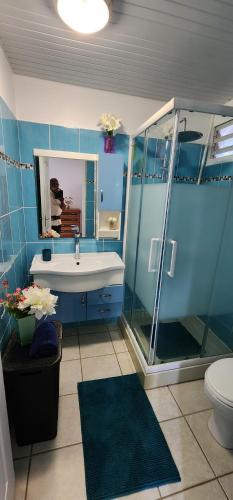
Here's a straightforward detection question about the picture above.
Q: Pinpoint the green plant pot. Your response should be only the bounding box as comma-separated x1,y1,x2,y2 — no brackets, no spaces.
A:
17,315,36,346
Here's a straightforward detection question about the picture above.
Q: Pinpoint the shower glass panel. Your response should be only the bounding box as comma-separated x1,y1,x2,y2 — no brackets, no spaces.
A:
125,111,177,362
153,110,233,364
124,132,146,324
203,182,233,357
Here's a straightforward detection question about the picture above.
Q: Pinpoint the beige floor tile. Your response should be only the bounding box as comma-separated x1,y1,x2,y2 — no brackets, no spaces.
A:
79,331,114,358
59,360,82,395
169,380,212,415
110,330,128,353
32,394,82,454
159,417,214,497
117,352,136,375
62,325,78,337
116,487,160,499
82,354,121,381
78,323,108,334
219,473,233,499
187,410,233,476
146,387,182,422
164,479,226,500
27,444,86,500
62,336,80,361
108,323,120,332
14,458,29,500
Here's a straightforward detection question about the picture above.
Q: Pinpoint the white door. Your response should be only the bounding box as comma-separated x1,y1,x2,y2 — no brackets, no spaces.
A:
0,358,14,500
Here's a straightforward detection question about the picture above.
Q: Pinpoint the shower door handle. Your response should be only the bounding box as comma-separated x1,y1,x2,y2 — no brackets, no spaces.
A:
167,239,177,278
148,238,160,272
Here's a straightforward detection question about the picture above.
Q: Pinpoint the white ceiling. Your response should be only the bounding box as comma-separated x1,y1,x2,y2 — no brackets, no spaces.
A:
1,0,233,103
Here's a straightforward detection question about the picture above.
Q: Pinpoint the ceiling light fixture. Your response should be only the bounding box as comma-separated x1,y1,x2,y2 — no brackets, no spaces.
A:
57,0,111,34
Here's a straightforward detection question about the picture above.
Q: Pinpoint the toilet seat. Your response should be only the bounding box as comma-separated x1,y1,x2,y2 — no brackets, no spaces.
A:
205,358,233,408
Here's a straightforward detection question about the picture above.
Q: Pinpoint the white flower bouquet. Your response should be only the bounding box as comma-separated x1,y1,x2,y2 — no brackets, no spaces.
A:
0,282,58,320
99,113,121,136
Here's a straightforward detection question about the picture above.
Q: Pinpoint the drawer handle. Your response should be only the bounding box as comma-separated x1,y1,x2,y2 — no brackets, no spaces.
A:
98,308,111,313
81,295,86,305
100,293,112,298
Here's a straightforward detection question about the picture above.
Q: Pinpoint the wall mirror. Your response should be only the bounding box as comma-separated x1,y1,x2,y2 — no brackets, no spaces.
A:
34,150,97,239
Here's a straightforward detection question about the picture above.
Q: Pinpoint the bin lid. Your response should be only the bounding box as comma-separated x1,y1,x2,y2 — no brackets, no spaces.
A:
2,321,62,373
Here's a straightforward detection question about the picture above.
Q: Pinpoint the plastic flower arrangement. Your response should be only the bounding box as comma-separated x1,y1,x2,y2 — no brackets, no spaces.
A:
99,113,121,136
0,282,58,320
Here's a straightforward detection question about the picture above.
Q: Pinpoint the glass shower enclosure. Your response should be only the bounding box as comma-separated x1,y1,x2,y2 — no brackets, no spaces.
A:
123,98,233,373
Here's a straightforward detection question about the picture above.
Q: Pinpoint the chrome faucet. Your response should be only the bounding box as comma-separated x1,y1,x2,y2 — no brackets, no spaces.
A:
71,225,80,260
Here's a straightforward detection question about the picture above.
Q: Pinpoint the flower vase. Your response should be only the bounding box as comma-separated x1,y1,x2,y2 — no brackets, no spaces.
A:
104,134,114,153
17,315,36,346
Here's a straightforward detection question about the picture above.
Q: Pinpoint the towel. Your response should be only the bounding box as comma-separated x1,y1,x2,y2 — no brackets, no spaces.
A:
29,320,58,358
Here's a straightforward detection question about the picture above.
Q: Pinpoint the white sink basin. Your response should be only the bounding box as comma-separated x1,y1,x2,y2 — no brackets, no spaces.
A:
30,252,125,292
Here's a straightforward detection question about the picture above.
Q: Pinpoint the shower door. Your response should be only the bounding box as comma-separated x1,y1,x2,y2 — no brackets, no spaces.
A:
152,109,233,364
125,111,179,363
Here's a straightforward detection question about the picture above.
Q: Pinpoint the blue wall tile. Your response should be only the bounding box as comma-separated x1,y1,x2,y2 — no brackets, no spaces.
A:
18,121,49,163
53,240,74,253
86,161,95,181
0,215,13,263
80,129,103,153
6,165,22,210
18,209,25,244
50,125,79,151
86,219,94,237
103,240,123,257
0,159,9,216
10,211,21,255
21,168,37,207
24,207,39,242
86,201,94,219
80,239,104,252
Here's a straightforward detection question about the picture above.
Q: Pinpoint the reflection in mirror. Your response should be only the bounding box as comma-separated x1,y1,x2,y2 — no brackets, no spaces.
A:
35,155,96,238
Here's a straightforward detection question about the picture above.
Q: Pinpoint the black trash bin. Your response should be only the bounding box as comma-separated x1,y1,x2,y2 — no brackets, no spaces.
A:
2,321,62,446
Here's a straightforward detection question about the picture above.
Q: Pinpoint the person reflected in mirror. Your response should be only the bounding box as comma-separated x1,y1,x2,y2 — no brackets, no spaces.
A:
50,178,65,235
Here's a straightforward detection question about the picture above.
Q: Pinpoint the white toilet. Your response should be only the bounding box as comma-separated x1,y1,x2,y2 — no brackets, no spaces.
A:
204,358,233,449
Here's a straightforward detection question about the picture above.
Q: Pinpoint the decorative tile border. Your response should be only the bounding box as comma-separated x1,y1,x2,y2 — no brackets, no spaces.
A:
131,171,233,184
202,175,233,183
0,150,33,169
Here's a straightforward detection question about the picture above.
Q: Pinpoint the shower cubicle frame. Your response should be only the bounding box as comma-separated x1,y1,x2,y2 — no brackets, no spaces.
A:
121,97,233,388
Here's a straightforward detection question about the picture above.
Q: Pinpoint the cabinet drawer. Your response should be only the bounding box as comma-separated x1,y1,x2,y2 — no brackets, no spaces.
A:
87,303,122,321
87,286,124,305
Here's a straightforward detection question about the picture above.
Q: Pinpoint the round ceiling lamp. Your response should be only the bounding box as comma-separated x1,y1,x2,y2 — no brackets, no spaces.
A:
57,0,111,34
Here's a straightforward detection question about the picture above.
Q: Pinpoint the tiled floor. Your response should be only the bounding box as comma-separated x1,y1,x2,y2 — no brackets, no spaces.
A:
13,324,232,500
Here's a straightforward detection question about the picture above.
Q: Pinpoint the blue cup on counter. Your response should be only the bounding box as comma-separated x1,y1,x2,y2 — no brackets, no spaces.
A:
42,249,52,262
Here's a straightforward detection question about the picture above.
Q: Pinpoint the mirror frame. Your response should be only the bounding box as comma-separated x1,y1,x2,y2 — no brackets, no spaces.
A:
33,149,99,239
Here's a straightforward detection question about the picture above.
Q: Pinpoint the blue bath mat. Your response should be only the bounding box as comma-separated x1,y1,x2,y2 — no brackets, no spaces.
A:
78,374,180,500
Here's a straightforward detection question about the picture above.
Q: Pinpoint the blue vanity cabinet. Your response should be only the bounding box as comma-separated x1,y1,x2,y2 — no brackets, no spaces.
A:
87,285,124,321
52,291,86,324
98,154,124,211
52,285,124,323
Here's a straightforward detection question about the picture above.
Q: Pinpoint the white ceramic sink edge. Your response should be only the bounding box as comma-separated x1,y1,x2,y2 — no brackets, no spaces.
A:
30,252,125,292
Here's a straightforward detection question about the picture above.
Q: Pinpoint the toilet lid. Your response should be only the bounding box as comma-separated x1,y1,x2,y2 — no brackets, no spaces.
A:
205,358,233,407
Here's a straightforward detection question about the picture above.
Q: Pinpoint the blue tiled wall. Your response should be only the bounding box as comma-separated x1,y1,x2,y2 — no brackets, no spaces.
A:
0,97,27,350
17,121,129,269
